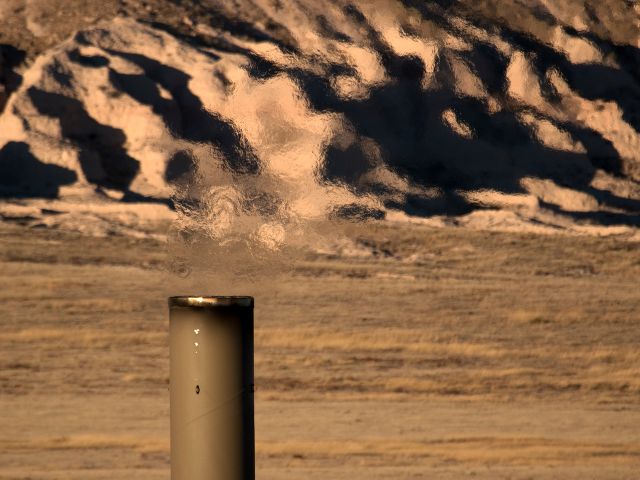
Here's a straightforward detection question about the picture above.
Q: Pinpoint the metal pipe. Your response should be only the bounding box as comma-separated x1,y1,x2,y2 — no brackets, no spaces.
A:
169,296,254,480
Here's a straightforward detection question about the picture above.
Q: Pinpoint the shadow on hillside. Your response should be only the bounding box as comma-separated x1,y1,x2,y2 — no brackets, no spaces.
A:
27,86,175,205
15,6,637,225
28,87,140,193
0,141,77,198
145,7,640,226
0,44,26,114
409,0,640,136
498,26,640,138
104,49,261,176
286,4,640,224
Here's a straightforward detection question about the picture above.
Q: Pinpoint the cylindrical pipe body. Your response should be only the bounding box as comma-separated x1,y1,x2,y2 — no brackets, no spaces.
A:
169,296,254,480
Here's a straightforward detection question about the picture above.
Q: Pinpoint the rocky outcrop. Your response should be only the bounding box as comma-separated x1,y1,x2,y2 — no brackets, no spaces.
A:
0,1,638,238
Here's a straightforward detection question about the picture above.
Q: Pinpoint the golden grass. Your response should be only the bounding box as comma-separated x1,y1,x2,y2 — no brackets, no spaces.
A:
5,435,638,467
2,434,168,454
257,438,640,465
257,328,508,357
1,328,167,346
2,223,640,477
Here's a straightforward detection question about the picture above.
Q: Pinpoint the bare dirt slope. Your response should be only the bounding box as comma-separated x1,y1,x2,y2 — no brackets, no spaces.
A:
1,223,639,479
0,0,639,236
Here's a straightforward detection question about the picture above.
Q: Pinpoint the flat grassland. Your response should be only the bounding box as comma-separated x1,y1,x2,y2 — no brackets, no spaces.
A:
0,223,639,479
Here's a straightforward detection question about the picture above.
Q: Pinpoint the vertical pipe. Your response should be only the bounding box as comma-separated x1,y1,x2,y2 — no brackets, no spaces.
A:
169,296,254,480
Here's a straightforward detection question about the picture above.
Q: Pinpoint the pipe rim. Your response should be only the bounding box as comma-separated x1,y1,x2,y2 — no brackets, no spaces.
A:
168,296,254,308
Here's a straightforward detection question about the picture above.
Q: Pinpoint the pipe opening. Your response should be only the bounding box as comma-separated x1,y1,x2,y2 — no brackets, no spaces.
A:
169,296,254,308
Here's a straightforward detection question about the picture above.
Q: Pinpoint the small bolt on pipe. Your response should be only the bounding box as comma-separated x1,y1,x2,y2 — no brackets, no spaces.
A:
169,296,255,480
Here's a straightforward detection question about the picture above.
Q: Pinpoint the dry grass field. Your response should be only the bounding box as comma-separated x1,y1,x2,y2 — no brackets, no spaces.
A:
1,222,639,479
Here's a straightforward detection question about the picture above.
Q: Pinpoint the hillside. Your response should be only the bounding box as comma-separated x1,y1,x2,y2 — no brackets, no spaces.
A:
0,0,639,238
